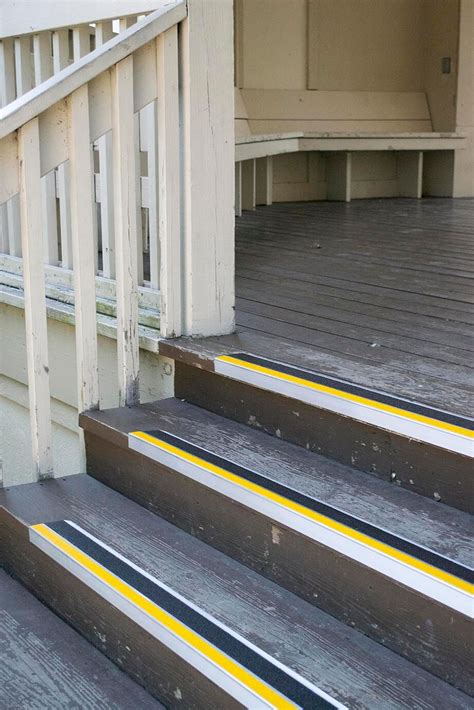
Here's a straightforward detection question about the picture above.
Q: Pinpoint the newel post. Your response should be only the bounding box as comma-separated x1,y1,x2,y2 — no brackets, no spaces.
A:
179,0,235,336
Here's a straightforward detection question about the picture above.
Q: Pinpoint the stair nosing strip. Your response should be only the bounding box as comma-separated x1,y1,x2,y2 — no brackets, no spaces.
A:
214,353,474,457
128,429,474,618
29,520,343,710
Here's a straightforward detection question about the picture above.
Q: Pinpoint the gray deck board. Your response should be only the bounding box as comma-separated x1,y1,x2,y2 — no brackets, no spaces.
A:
161,198,474,416
0,569,161,710
1,475,471,710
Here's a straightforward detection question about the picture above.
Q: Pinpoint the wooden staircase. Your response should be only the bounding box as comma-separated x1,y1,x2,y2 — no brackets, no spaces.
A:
1,346,472,708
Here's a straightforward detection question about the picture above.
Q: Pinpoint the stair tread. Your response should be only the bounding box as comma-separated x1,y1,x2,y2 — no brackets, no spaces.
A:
0,474,470,709
159,331,474,415
82,399,472,566
0,568,161,709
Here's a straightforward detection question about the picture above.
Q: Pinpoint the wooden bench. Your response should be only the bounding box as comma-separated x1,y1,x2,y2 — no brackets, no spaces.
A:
234,89,465,214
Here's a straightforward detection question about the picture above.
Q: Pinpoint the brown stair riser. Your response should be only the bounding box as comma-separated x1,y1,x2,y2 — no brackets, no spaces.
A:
0,508,241,710
83,430,472,695
175,361,471,514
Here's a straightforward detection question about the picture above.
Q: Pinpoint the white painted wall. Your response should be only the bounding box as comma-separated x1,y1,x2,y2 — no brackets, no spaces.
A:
0,302,174,486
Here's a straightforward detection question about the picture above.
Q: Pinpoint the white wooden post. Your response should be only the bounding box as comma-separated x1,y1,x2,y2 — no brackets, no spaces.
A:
52,29,69,73
57,161,73,268
18,118,53,479
33,32,53,85
180,0,235,336
256,156,273,206
0,203,8,252
398,151,423,198
96,132,115,277
241,159,256,210
72,26,90,61
235,162,242,217
0,38,16,106
68,85,100,432
6,193,21,256
14,36,34,96
96,21,114,46
157,26,181,337
327,152,352,202
112,55,140,406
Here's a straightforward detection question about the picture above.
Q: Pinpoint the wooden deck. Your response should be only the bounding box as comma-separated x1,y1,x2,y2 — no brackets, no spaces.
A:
164,198,473,416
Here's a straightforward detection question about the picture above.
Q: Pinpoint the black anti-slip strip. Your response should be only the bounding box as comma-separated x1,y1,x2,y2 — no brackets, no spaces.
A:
145,429,473,584
48,521,333,709
226,353,474,431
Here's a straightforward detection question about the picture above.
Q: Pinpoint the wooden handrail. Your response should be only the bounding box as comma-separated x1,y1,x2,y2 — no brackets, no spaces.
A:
0,1,187,139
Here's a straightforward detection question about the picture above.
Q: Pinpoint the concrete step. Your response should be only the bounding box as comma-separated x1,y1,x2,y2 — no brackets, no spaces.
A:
0,474,471,709
160,334,473,513
0,568,161,709
79,399,473,693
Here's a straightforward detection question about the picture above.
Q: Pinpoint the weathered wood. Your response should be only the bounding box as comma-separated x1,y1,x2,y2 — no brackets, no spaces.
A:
179,0,235,336
18,117,53,479
72,26,90,61
0,3,188,140
6,193,21,257
95,20,114,46
156,26,181,337
398,151,423,198
96,131,115,278
1,475,471,706
326,152,351,201
112,55,140,406
68,85,100,430
0,570,162,710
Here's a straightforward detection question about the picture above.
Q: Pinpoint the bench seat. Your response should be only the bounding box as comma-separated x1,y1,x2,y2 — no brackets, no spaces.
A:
234,89,466,211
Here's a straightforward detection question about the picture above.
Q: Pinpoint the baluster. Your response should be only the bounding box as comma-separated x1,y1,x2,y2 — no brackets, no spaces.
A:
41,171,59,265
140,102,158,287
14,36,34,96
0,203,8,253
6,193,21,257
97,132,115,278
72,26,90,61
119,16,137,31
68,85,100,451
18,118,53,479
52,29,69,73
157,26,181,336
33,32,53,85
0,38,16,106
95,21,114,46
112,55,140,406
56,162,73,268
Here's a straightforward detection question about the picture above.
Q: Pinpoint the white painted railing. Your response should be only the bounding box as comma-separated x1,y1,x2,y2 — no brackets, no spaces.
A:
0,0,235,479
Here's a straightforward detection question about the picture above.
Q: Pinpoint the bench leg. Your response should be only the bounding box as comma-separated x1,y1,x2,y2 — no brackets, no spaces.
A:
256,156,273,206
241,159,256,211
423,151,455,197
235,162,242,217
326,152,351,202
398,151,423,198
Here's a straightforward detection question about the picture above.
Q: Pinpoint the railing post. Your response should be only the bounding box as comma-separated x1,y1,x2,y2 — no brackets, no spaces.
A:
68,85,100,461
112,55,140,406
179,0,235,336
157,25,181,337
18,117,54,480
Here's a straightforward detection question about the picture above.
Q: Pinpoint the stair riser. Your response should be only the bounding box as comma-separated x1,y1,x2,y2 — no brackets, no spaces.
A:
0,509,241,710
84,431,473,695
175,362,471,513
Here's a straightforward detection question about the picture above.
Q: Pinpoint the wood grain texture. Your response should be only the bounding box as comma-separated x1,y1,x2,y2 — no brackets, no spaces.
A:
1,475,472,707
0,569,162,710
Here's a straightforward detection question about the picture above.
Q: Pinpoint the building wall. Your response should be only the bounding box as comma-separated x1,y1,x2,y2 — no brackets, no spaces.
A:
235,0,471,199
0,303,174,486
